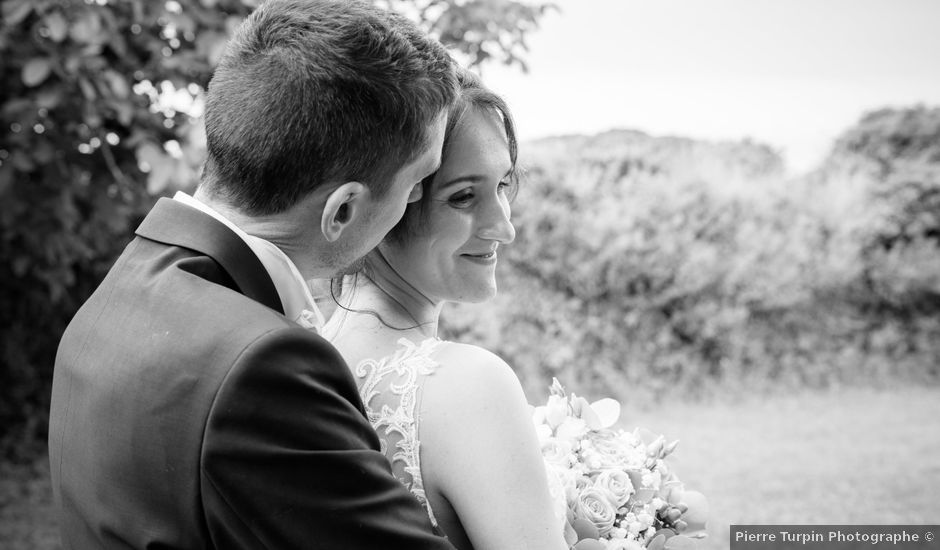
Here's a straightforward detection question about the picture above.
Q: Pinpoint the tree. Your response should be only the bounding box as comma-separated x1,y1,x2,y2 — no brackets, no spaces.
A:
0,0,553,459
826,106,940,250
823,107,940,318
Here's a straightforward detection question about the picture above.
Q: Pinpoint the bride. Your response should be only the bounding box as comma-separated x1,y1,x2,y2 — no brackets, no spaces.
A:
322,69,569,550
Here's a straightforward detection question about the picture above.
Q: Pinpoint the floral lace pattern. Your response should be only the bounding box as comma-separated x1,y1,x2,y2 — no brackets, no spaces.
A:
353,337,443,526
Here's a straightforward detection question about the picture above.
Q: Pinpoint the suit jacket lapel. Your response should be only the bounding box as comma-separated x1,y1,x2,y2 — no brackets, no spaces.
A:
136,198,285,315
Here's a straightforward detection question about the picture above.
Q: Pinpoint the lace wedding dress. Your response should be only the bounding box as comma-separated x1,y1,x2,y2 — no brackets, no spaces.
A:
351,337,445,526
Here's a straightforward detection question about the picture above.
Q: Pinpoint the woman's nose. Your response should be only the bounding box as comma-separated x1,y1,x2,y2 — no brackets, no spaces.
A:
478,195,516,244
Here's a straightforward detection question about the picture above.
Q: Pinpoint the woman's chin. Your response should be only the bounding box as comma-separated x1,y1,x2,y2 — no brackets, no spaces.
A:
452,284,499,304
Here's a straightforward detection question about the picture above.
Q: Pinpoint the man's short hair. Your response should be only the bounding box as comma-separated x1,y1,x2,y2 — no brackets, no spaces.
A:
202,0,457,215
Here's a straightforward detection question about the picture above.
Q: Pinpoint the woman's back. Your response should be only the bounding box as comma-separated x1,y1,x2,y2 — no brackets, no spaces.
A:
326,308,566,550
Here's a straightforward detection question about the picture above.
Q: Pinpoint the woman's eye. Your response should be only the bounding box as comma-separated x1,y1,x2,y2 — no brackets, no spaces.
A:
447,190,474,207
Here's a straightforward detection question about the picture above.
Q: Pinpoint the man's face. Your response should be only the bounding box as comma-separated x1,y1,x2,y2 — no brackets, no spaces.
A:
337,111,448,272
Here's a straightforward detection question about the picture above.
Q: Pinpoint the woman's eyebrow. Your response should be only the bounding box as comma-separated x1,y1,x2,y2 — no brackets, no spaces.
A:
438,174,486,189
439,166,513,190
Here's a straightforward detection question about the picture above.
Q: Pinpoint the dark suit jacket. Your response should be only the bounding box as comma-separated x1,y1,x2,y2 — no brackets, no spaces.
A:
49,198,454,549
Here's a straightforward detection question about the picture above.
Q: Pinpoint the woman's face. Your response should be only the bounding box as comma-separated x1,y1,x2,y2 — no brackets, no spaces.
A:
380,107,516,304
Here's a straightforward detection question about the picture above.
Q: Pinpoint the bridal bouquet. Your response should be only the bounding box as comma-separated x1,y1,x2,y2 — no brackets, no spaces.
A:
532,379,708,550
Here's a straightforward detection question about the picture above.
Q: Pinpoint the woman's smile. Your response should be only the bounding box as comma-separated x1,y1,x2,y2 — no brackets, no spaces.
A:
459,249,498,264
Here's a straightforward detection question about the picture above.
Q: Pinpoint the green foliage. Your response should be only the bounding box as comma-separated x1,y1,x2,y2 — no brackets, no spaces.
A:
376,0,556,71
1,0,255,457
0,0,551,458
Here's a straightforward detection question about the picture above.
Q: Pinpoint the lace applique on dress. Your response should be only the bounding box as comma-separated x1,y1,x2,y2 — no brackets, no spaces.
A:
354,337,443,526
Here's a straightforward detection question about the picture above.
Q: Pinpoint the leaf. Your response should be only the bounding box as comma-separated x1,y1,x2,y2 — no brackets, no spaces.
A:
45,11,68,42
137,142,176,194
664,535,699,549
9,149,34,172
648,534,667,550
676,490,708,534
34,141,54,164
2,98,32,117
22,58,53,87
78,77,97,100
571,517,599,541
35,89,63,110
12,256,30,277
114,101,134,126
104,70,130,99
69,12,102,44
196,31,229,66
2,0,32,25
0,165,13,197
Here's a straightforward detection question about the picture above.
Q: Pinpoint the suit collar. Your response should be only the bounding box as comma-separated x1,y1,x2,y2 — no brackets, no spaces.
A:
136,198,285,314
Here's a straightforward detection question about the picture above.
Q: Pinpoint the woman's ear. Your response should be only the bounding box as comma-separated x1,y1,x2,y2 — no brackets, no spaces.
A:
321,181,368,243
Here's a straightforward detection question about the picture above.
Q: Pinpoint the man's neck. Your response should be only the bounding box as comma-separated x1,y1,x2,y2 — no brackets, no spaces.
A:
192,187,328,280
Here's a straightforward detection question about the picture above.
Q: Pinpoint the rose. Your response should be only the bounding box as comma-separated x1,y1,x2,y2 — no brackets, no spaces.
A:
542,437,576,468
585,431,642,470
574,487,617,536
593,469,635,508
556,416,589,440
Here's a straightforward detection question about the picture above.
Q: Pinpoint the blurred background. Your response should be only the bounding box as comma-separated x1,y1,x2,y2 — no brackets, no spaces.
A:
1,0,938,548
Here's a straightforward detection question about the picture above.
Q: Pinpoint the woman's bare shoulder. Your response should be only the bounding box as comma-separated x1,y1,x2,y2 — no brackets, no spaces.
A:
428,341,522,398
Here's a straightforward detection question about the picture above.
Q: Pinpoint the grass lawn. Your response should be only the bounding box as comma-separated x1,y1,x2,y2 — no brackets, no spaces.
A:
2,386,938,549
622,386,940,549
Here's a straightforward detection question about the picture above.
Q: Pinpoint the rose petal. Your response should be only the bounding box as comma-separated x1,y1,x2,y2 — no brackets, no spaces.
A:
590,398,621,428
556,417,588,440
532,406,546,426
535,423,553,443
564,520,578,545
579,402,604,430
545,395,568,428
571,517,600,541
634,427,661,445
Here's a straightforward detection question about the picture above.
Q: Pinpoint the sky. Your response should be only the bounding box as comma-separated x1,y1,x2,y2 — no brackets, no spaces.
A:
482,0,940,175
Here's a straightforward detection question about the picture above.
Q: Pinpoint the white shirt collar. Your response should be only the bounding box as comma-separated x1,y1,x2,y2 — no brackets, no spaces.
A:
172,192,325,332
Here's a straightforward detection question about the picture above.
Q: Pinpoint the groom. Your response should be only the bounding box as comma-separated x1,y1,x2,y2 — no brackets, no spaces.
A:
49,1,457,548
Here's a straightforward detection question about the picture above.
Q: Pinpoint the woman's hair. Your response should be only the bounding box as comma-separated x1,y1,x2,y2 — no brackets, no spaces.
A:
385,66,520,244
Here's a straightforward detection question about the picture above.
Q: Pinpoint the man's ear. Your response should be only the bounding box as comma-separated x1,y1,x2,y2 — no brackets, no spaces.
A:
407,181,423,203
321,181,368,243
